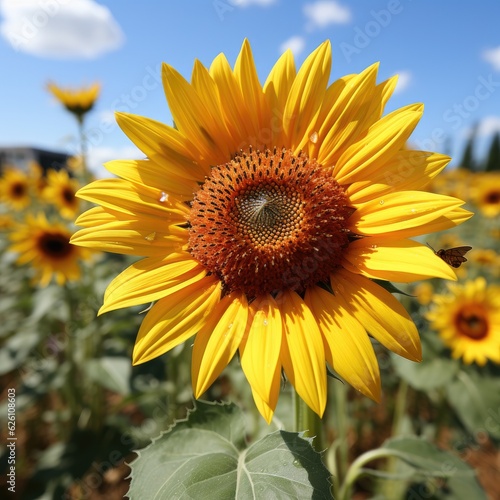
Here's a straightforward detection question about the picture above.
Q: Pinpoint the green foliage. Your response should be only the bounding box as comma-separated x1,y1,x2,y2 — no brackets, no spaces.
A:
381,436,487,499
391,334,460,391
128,401,333,500
446,370,500,441
459,125,477,170
484,132,500,172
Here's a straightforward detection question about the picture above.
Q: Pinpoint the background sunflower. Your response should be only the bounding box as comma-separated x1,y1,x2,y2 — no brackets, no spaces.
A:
8,212,91,286
426,277,500,365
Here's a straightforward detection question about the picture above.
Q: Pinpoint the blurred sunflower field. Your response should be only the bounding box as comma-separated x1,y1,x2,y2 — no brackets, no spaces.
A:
1,40,500,500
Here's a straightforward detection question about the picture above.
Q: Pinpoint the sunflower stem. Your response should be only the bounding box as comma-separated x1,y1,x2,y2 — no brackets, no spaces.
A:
377,378,409,499
77,116,90,183
293,389,324,451
392,378,408,436
333,380,349,495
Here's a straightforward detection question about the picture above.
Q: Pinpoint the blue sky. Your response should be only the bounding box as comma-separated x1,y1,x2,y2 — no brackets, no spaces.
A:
1,0,500,175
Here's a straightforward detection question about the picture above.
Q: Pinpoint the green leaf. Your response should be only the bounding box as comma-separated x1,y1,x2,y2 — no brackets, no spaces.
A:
128,400,333,499
85,356,132,395
0,330,41,375
391,336,460,390
382,436,487,499
29,285,67,321
445,370,500,440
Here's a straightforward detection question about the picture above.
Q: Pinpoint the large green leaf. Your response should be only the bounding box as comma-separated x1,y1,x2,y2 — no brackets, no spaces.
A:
0,329,41,375
128,400,333,499
445,370,500,441
391,335,460,390
381,436,486,499
85,356,132,395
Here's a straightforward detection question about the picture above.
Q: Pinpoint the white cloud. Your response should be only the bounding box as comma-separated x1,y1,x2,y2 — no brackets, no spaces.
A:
280,36,306,56
87,145,143,178
476,116,500,137
393,70,412,94
303,0,351,30
0,0,124,59
482,46,500,71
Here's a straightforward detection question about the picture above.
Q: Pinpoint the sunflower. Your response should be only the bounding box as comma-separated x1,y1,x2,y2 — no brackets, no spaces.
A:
43,169,81,219
426,278,500,366
47,82,100,121
471,172,500,218
9,213,90,286
71,40,472,421
0,167,32,210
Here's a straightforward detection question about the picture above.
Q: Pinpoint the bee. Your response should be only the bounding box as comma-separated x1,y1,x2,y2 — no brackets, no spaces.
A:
428,244,472,268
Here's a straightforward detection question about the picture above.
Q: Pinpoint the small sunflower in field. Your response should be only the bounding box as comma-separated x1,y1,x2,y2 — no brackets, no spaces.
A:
426,277,500,366
47,82,100,122
471,172,500,218
71,40,472,421
43,169,81,219
9,213,91,286
0,167,32,210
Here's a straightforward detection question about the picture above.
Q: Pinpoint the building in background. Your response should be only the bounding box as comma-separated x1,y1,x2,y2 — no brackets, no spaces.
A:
0,146,69,174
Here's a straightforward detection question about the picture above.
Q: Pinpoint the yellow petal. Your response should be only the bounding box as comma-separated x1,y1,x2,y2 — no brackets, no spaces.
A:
343,237,457,282
105,159,197,201
240,295,282,407
317,64,379,167
76,178,189,220
276,289,327,417
283,41,331,150
251,387,276,424
133,276,221,365
234,39,271,139
334,104,423,183
162,63,230,161
191,59,238,152
411,207,473,236
308,73,395,161
72,205,188,256
192,292,249,397
71,223,186,256
100,254,206,314
346,151,451,204
305,75,352,159
209,53,254,148
349,191,464,237
115,112,208,179
331,269,421,361
263,49,296,147
74,205,116,226
305,286,381,402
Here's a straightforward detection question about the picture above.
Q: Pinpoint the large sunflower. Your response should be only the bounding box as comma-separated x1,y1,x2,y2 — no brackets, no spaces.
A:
43,169,81,219
426,277,500,366
71,41,471,421
9,213,90,286
0,167,32,210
